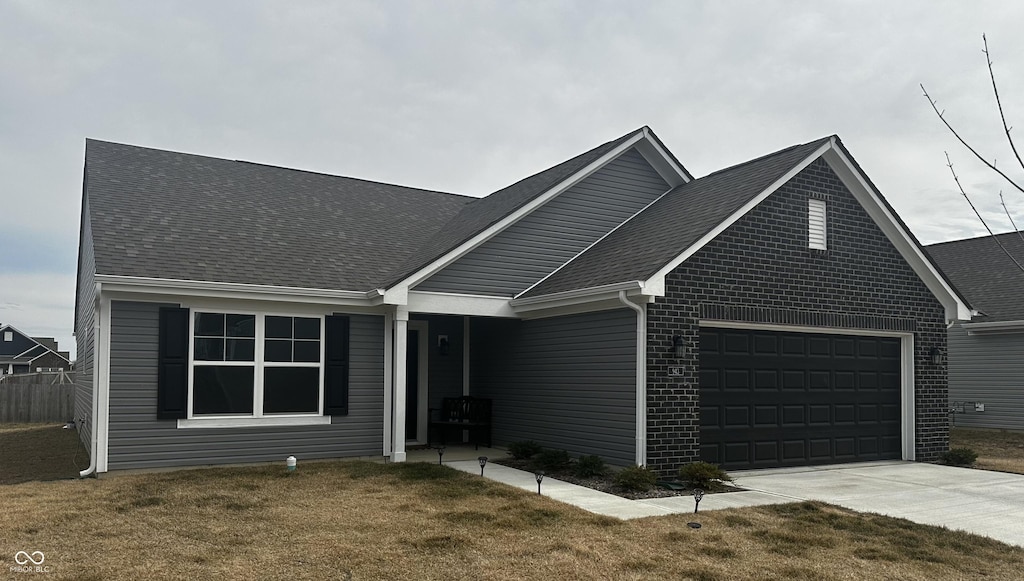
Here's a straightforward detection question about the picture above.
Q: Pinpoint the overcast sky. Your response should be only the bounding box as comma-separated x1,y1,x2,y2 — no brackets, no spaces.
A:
3,1,1024,360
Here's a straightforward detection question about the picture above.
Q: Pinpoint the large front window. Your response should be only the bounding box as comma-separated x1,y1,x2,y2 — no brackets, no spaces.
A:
191,312,323,417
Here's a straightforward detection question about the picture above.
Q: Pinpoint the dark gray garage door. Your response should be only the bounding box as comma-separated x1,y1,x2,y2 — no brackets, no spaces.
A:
699,328,902,470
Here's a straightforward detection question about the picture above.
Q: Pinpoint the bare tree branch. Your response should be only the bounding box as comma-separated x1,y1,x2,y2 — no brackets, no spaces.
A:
947,153,1024,272
983,34,1024,175
922,84,1024,197
998,191,1024,245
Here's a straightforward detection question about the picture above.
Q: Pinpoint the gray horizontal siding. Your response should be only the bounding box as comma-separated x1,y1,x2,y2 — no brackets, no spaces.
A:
416,148,669,296
948,323,1024,430
106,301,384,470
471,309,637,465
74,196,96,451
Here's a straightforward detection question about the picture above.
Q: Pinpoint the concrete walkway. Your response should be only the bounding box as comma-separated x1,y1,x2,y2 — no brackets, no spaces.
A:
446,460,788,520
449,459,1024,548
732,461,1024,548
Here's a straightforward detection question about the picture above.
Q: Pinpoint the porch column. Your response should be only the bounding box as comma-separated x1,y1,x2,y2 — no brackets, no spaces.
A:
392,306,409,462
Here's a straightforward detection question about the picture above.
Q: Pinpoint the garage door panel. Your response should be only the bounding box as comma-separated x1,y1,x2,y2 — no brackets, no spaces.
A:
724,406,749,427
782,405,804,426
809,438,831,460
700,328,902,470
754,370,778,390
782,440,805,460
835,404,856,424
809,405,830,424
754,406,777,426
724,442,749,463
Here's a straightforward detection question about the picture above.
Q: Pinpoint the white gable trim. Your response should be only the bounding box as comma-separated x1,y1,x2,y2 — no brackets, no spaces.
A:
635,127,690,187
385,129,690,303
821,143,971,321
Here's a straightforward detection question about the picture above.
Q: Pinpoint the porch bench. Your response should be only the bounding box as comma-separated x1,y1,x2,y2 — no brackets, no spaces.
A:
427,396,492,450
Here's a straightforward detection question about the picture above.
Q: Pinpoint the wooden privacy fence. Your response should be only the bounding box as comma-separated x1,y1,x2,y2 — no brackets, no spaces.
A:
0,373,76,423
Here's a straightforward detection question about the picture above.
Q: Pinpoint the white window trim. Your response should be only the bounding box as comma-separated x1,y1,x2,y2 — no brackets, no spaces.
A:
184,308,327,425
809,198,827,250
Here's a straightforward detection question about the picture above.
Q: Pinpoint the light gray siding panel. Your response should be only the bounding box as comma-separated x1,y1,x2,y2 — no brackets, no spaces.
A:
74,196,96,451
471,309,636,465
417,149,669,296
948,323,1024,430
106,301,384,470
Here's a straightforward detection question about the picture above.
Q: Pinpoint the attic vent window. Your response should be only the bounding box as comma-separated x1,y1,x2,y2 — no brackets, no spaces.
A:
808,198,827,250
3,331,11,342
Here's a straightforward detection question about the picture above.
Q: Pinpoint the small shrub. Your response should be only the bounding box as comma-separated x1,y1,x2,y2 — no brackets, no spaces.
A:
574,455,606,478
508,440,543,460
679,461,733,490
940,447,978,467
531,449,572,472
614,465,657,492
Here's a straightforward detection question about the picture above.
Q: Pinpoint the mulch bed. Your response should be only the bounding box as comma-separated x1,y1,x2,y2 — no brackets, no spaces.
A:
492,457,742,500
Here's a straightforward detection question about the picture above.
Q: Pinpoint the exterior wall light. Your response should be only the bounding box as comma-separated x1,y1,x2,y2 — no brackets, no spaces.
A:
930,346,943,366
672,335,686,358
437,335,450,356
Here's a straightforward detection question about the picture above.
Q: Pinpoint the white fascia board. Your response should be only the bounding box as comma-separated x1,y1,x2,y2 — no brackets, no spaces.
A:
406,291,517,318
95,274,379,306
642,140,832,292
511,281,644,309
821,143,972,321
962,320,1024,335
636,127,690,187
392,132,650,295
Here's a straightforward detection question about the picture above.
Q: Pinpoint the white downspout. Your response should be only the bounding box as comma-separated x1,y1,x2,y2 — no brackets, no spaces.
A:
618,291,647,467
79,286,101,478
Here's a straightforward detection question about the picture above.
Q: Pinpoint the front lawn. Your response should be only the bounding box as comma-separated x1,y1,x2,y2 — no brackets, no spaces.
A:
1,458,1022,580
951,427,1024,474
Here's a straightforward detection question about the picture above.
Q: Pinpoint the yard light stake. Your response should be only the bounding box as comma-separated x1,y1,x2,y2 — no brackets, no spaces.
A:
437,446,446,465
693,488,704,514
535,471,545,495
478,456,488,476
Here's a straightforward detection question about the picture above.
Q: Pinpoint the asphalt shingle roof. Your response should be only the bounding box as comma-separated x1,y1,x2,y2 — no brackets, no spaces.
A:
85,140,473,291
927,232,1024,322
520,137,833,297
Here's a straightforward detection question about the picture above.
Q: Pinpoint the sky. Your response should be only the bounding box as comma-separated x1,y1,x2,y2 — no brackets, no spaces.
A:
3,1,1024,360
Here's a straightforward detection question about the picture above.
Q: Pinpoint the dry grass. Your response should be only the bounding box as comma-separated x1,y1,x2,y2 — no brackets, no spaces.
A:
2,458,1023,580
0,423,89,484
951,427,1024,474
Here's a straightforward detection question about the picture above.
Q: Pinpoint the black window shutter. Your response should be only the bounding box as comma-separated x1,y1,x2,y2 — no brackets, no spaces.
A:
157,307,189,419
324,315,350,416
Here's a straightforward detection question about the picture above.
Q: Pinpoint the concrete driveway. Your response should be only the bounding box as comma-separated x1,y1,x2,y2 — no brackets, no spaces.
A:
733,461,1024,548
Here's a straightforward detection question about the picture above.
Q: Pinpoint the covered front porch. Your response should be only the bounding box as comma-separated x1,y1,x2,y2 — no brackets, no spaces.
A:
385,309,642,468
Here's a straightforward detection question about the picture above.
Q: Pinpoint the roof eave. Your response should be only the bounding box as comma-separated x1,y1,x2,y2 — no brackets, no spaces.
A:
95,274,383,306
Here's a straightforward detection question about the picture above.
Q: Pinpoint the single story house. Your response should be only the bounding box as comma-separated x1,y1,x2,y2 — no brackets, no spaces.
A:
74,126,970,476
0,323,72,375
927,232,1024,430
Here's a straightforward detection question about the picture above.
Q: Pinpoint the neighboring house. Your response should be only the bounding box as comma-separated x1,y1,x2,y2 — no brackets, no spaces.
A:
927,232,1024,430
75,126,970,476
0,323,72,375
